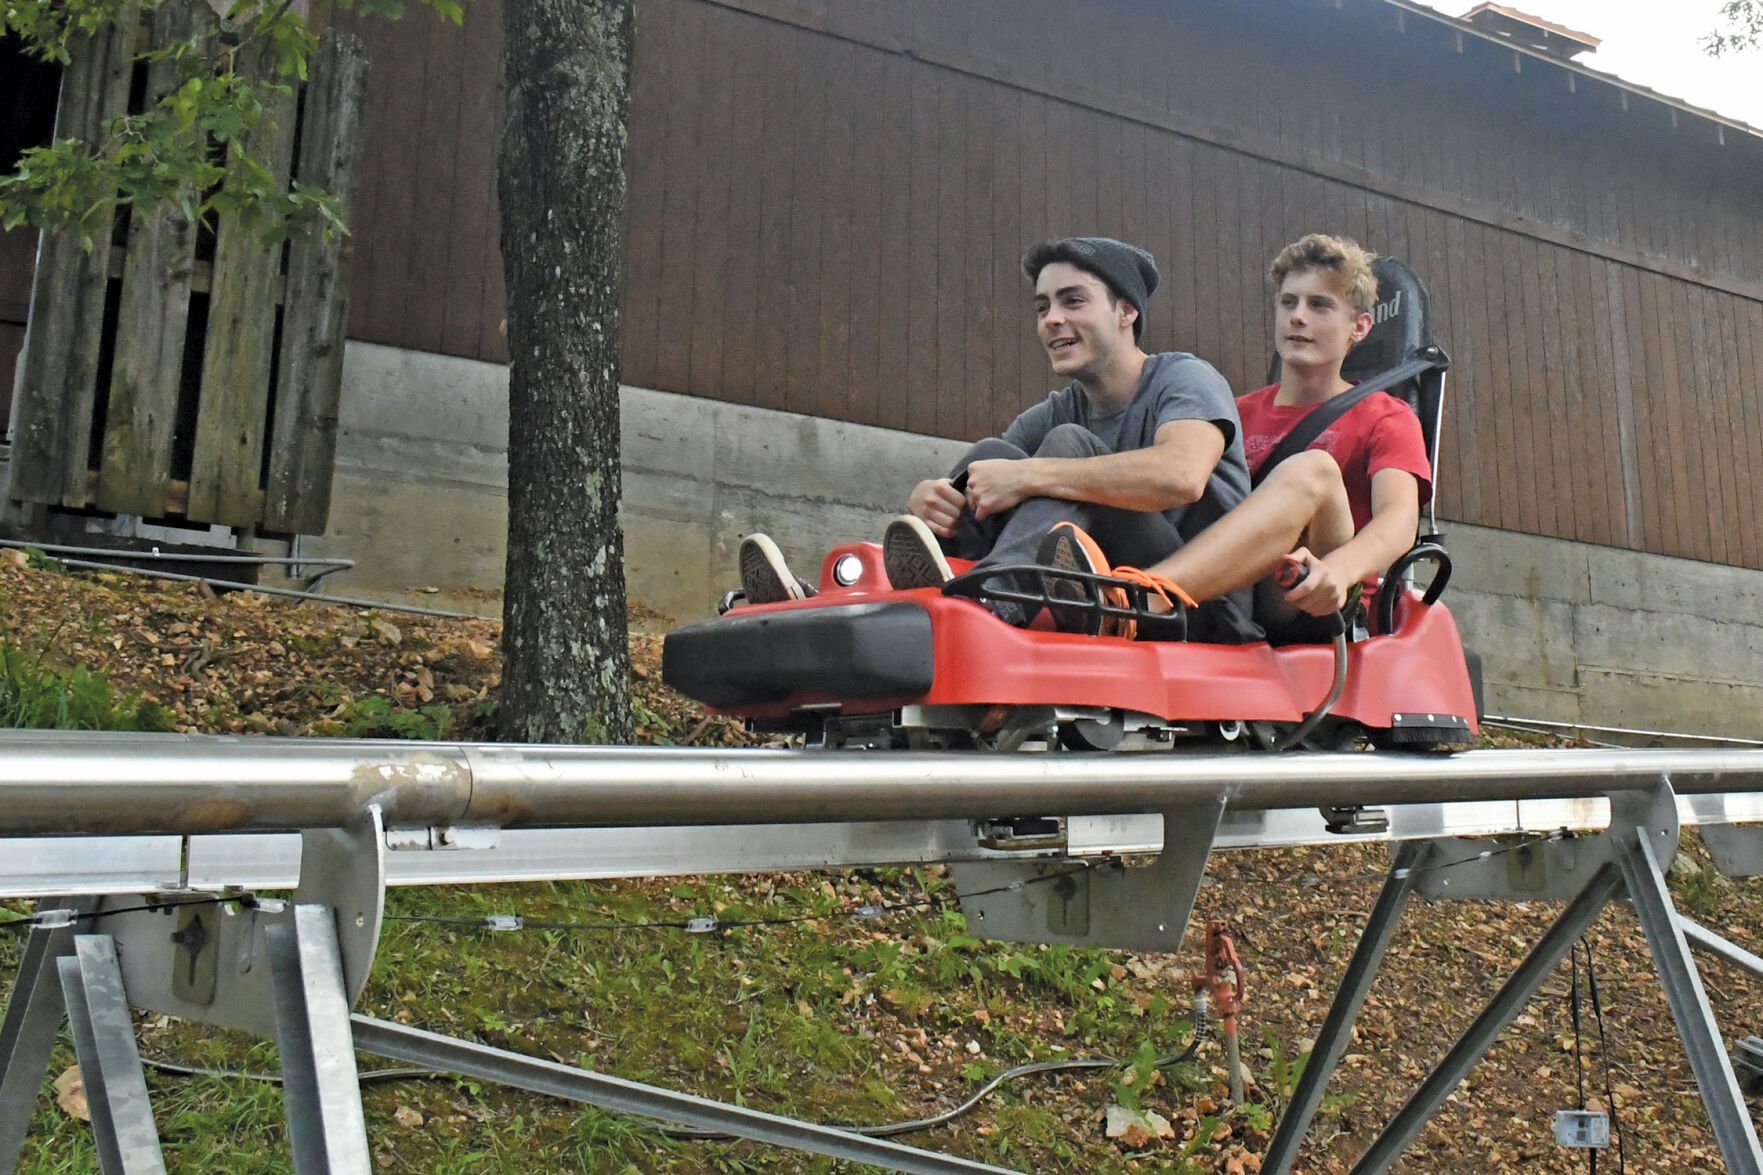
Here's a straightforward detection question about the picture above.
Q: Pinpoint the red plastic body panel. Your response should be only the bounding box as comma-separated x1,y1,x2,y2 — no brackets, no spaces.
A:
712,543,1479,732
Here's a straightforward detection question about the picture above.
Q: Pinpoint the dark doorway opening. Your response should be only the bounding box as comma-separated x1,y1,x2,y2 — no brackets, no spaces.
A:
1,34,63,429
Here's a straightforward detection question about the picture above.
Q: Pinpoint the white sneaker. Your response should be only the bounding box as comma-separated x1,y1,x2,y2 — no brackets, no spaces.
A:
883,515,954,589
738,534,813,604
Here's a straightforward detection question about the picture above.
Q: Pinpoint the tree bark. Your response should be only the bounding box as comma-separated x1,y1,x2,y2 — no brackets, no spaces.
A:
496,0,633,743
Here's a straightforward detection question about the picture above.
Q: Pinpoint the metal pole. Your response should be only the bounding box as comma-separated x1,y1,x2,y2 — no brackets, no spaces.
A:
1263,840,1431,1174
1680,917,1763,982
57,937,166,1174
1615,831,1763,1174
1347,865,1624,1174
0,901,93,1174
349,1016,1018,1174
4,734,1763,837
267,908,373,1175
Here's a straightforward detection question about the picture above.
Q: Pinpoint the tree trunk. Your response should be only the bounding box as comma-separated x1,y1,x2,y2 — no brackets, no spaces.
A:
496,0,633,743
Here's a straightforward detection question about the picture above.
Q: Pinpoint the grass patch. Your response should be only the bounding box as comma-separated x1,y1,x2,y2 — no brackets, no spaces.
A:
0,869,1231,1172
0,640,175,731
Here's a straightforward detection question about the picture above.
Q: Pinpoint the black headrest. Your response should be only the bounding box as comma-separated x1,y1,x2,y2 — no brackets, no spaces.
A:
1341,257,1434,382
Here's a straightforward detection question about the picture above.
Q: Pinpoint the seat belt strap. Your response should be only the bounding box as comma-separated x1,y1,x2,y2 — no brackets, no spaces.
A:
1248,355,1434,487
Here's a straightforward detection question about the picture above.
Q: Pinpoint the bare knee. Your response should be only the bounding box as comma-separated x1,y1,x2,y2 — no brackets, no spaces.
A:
1265,449,1343,503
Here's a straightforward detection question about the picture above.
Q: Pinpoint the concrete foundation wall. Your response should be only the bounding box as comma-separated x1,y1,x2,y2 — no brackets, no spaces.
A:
315,342,1763,740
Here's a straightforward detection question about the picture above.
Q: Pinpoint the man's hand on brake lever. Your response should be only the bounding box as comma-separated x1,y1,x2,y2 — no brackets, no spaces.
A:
963,458,1037,520
1281,547,1353,616
907,478,965,537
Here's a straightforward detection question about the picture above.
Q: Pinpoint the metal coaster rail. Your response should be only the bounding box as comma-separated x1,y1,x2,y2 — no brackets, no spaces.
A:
4,730,1763,1174
5,730,1763,837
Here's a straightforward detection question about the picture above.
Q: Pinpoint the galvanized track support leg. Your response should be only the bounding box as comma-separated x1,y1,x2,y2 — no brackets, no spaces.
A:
1346,863,1624,1173
0,901,91,1175
267,904,373,1175
349,1015,1019,1174
57,936,166,1174
1615,826,1763,1174
1262,840,1432,1175
1680,917,1763,982
1330,781,1763,1175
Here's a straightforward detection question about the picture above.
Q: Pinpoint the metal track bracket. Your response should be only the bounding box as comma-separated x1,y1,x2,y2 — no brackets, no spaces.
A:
949,798,1226,952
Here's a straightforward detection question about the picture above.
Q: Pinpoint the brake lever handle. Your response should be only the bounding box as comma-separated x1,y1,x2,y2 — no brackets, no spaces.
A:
1273,555,1309,590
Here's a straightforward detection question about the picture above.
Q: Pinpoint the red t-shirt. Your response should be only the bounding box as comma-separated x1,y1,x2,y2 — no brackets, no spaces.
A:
1236,384,1432,533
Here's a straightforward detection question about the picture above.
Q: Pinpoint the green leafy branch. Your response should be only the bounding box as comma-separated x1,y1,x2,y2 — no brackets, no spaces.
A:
1704,0,1763,57
1,0,466,247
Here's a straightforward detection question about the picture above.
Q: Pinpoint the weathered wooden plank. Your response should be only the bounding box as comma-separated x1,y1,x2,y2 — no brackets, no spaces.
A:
838,35,886,429
263,32,369,534
780,18,825,417
812,36,856,432
617,0,673,391
929,71,963,439
1712,290,1758,569
871,47,912,431
957,76,993,441
1623,265,1665,554
187,38,299,527
9,7,138,507
79,469,188,517
343,5,424,351
97,0,212,518
439,5,500,365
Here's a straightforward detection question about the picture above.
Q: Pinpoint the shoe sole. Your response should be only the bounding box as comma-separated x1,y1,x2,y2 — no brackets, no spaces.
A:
1041,523,1134,638
884,518,953,589
1042,530,1094,633
739,535,804,604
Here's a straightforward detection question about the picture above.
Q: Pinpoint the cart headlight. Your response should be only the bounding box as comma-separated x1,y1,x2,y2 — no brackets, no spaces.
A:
833,553,864,586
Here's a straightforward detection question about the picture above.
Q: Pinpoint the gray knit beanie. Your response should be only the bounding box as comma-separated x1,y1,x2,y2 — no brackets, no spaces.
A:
1021,237,1160,341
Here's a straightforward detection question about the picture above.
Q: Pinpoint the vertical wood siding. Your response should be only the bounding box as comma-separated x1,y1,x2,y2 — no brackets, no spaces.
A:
341,0,1763,570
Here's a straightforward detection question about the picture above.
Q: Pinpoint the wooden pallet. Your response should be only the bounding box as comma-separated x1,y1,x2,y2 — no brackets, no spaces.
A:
8,1,368,534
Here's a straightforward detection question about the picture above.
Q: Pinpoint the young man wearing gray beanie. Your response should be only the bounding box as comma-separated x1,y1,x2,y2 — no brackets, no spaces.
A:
741,235,1253,639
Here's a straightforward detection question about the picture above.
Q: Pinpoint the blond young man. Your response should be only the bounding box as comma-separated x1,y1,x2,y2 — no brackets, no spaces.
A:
1041,234,1431,638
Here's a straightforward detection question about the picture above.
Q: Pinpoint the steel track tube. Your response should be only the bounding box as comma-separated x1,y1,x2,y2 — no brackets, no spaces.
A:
5,734,1763,837
1347,864,1623,1175
348,1017,1015,1174
0,733,471,836
458,746,1763,828
1264,840,1430,1174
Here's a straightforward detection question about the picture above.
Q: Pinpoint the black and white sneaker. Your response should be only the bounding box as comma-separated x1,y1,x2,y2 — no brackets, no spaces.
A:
882,515,954,589
738,534,815,604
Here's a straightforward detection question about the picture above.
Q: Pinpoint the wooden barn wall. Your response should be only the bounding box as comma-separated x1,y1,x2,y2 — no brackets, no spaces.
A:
341,0,1763,571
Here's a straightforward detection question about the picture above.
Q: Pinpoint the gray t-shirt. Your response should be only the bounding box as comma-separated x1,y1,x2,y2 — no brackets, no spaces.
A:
1002,352,1249,541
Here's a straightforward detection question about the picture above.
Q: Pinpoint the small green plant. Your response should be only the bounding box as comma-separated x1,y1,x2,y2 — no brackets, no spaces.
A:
1262,1029,1309,1108
1673,853,1729,921
1181,1114,1226,1159
335,694,453,740
1109,1039,1163,1111
1237,1100,1273,1133
0,640,175,731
